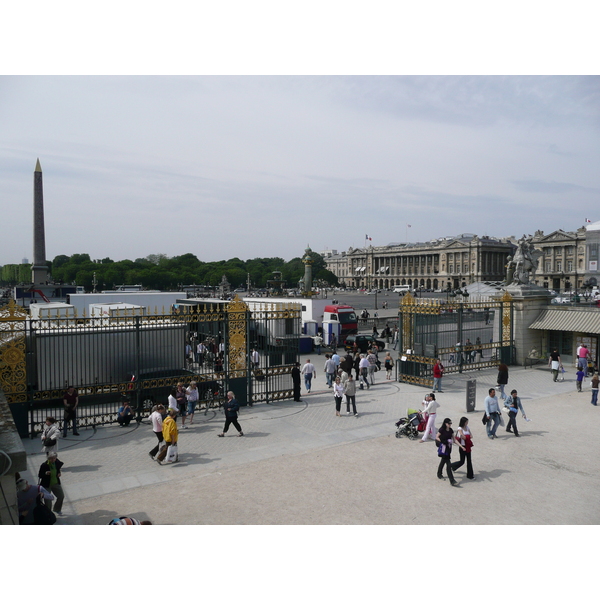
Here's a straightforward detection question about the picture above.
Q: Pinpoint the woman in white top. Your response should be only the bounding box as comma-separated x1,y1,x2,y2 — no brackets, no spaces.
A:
451,416,475,479
186,381,199,425
149,405,166,460
333,376,345,417
41,416,60,455
419,393,440,442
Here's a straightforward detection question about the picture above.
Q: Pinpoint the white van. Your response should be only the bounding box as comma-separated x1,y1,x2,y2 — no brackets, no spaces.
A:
393,285,413,295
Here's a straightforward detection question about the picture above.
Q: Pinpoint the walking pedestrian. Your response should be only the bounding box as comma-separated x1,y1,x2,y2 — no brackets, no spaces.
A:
149,404,166,460
251,348,260,369
367,350,377,385
392,325,399,350
156,408,179,464
358,353,370,390
384,352,393,380
218,391,244,437
484,388,502,439
301,359,316,393
175,382,188,428
291,362,301,401
497,363,509,400
324,354,336,388
62,385,80,437
432,358,444,392
333,376,344,416
549,348,562,382
451,417,475,479
576,367,585,392
591,373,599,406
41,417,60,456
167,387,179,417
577,344,590,376
313,334,323,355
37,452,65,515
504,389,526,436
343,373,358,416
186,381,199,424
436,418,458,486
420,392,440,442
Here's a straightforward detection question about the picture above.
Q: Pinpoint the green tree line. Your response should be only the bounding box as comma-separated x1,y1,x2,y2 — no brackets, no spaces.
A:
0,252,338,291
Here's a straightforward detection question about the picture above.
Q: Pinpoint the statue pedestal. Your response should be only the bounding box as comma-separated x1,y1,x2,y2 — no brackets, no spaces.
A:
503,284,552,365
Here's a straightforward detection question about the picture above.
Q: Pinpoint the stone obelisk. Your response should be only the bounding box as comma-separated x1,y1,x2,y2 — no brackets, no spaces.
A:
31,158,49,285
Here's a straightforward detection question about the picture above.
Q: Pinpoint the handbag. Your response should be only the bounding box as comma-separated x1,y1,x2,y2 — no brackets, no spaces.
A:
501,406,510,414
437,443,449,457
165,443,179,463
43,437,57,447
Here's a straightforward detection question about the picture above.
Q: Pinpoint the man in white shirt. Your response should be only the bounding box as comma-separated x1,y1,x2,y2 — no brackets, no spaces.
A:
251,349,260,369
358,354,370,390
324,354,336,388
301,359,316,393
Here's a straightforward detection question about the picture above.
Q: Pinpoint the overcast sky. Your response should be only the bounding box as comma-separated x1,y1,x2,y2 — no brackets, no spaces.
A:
1,75,599,266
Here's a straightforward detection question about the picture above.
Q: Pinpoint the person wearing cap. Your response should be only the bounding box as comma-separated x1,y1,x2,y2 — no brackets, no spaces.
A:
504,389,527,437
16,478,54,524
186,381,199,425
38,453,65,515
156,408,179,464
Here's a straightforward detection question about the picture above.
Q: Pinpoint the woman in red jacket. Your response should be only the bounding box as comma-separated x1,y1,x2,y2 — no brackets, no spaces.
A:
432,359,444,393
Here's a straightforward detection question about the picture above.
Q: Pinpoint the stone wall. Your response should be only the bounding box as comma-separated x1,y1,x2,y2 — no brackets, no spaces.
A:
0,389,27,525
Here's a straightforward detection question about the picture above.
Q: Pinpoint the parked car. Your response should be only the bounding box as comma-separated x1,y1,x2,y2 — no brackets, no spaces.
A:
344,334,386,353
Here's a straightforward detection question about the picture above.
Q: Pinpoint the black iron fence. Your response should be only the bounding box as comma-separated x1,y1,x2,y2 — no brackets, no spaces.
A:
0,297,301,437
396,293,514,387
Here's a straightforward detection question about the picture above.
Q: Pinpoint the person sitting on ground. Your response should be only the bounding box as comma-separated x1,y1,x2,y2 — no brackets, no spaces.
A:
117,400,135,427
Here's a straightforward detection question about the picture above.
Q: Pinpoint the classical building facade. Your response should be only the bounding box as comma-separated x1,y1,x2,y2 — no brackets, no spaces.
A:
530,221,600,292
530,228,587,291
323,234,515,290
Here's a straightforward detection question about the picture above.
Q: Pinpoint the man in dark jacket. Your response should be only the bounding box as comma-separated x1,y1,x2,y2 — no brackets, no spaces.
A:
37,453,65,515
218,391,244,437
291,362,301,402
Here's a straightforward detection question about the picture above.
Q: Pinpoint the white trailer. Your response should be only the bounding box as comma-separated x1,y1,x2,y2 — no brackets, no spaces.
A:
89,303,147,326
67,292,183,315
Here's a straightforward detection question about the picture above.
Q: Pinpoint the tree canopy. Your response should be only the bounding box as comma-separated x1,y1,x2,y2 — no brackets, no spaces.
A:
0,251,338,291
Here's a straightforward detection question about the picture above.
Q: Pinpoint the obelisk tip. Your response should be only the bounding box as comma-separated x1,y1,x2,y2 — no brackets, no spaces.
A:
35,158,42,172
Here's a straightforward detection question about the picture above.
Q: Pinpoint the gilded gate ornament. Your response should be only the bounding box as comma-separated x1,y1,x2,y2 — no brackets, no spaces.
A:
0,300,28,403
227,295,249,376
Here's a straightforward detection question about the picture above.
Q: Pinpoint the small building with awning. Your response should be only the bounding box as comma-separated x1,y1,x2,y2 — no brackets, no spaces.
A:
529,306,600,366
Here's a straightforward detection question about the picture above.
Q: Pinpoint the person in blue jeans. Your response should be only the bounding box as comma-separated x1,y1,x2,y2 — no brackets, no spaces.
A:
301,359,316,392
497,363,509,400
484,388,501,439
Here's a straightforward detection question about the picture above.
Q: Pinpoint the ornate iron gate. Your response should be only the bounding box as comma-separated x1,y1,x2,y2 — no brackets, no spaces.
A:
397,292,514,387
0,296,300,437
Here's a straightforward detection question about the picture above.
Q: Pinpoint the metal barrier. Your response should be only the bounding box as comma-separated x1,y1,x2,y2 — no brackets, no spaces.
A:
0,296,301,437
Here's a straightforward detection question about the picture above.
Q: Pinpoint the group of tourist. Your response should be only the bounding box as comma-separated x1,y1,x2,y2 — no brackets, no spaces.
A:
417,379,529,486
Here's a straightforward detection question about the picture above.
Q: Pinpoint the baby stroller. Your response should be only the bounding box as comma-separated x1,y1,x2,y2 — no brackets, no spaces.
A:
395,409,424,440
